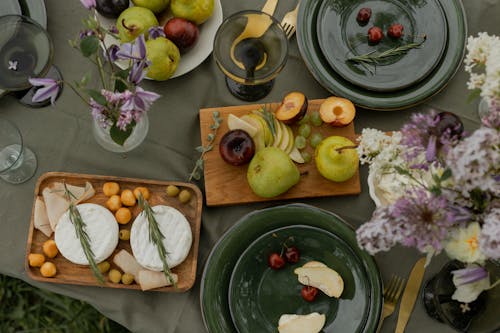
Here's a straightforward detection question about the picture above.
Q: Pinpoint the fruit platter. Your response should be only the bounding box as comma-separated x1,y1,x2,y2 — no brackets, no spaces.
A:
199,93,361,206
97,0,223,80
25,172,202,292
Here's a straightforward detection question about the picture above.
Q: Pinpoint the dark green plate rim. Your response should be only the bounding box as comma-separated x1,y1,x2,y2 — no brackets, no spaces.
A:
200,203,383,333
296,0,467,111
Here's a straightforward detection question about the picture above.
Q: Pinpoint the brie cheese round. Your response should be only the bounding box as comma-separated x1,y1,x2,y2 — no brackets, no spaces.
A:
55,203,119,265
130,205,192,271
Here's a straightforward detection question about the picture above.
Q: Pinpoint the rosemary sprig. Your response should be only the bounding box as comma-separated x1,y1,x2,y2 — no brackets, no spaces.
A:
253,105,276,136
347,35,427,65
188,111,223,182
63,184,104,284
137,194,177,288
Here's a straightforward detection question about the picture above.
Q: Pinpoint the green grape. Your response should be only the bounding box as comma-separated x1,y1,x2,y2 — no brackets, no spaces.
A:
295,136,307,149
298,114,310,125
310,133,323,148
310,111,323,127
301,151,312,163
298,124,312,138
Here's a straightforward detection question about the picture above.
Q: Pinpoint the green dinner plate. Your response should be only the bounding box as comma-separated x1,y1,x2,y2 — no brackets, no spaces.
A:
229,225,375,333
200,204,382,333
316,0,447,92
296,0,467,110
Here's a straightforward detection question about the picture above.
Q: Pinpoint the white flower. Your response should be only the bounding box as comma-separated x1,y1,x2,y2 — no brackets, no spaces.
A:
445,222,486,264
356,128,401,165
452,265,491,303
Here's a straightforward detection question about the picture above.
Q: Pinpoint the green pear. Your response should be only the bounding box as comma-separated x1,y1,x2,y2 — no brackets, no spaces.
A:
146,37,180,80
116,7,159,43
170,0,214,25
132,0,170,14
247,147,300,198
315,136,359,182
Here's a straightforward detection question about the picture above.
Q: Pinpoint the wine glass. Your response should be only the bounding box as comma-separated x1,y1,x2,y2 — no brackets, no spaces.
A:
213,10,288,101
0,15,62,107
0,117,37,184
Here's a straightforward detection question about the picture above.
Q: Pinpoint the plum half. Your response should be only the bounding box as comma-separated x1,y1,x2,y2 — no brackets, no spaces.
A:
275,92,308,125
219,129,255,166
319,97,356,127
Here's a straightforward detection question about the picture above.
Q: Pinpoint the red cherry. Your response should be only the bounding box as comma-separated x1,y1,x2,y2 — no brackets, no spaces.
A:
368,26,384,44
301,286,319,302
387,23,404,39
268,252,286,270
356,8,372,25
285,246,300,264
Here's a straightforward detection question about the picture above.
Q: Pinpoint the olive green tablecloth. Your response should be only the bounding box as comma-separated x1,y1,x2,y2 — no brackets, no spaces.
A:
0,0,498,332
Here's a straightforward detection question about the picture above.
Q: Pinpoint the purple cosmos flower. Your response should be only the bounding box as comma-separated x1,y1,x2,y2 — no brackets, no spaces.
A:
115,34,146,61
148,26,166,39
479,208,500,259
28,77,60,105
392,189,456,252
452,266,489,286
401,110,464,166
80,0,96,9
121,87,160,113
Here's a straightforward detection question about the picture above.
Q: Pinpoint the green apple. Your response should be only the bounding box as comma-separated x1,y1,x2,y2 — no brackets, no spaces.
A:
247,147,300,198
117,7,159,43
145,37,180,80
170,0,214,25
315,136,359,182
132,0,170,14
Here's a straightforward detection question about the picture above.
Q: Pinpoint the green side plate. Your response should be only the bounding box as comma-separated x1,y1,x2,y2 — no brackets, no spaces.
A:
200,204,382,333
316,0,447,92
296,0,467,110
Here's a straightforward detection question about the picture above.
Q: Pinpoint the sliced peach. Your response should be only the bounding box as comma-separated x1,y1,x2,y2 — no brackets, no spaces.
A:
319,97,356,126
275,92,308,124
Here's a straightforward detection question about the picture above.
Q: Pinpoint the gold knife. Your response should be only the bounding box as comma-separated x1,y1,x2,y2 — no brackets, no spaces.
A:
395,257,426,333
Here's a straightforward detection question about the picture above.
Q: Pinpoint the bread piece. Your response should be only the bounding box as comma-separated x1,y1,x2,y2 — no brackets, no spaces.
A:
278,313,326,333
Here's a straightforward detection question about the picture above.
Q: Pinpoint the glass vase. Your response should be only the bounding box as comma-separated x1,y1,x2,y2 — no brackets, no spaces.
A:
92,115,149,153
422,260,500,333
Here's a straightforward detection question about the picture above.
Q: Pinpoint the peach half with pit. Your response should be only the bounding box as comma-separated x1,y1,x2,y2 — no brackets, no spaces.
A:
319,97,356,127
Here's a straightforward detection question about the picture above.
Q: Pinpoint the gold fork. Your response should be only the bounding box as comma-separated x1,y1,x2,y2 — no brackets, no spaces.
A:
281,1,300,39
376,275,406,333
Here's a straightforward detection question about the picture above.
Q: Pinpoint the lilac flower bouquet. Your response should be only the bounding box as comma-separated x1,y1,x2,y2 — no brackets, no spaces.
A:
29,0,160,147
356,109,499,303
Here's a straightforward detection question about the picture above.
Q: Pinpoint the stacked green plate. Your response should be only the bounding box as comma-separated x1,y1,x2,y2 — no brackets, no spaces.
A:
200,204,382,333
296,0,467,110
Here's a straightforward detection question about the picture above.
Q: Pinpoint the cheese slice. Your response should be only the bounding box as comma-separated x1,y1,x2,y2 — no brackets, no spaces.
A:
130,205,192,271
278,313,326,333
55,203,118,265
294,261,344,298
34,197,52,237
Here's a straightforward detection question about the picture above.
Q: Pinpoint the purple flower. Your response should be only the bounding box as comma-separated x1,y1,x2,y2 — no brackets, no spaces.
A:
148,26,166,39
28,77,60,105
479,208,500,259
79,29,95,39
356,207,403,255
452,266,489,286
108,44,120,62
115,34,146,61
109,25,119,34
80,0,96,9
121,87,160,113
116,109,134,130
101,89,125,105
481,99,500,129
128,60,149,85
90,98,110,128
401,110,464,165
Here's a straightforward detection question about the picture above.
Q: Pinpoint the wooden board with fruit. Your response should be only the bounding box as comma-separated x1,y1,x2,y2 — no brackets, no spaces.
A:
25,172,202,292
199,95,361,206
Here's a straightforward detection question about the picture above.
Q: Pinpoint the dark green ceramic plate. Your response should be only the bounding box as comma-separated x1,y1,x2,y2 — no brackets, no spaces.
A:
200,204,382,333
316,0,447,92
296,0,467,110
229,225,375,333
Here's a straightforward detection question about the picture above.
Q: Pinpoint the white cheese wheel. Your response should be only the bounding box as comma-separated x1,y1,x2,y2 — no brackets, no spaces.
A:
55,203,119,265
130,205,192,271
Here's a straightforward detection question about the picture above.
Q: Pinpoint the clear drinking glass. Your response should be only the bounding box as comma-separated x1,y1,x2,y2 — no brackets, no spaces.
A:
0,118,37,184
213,10,288,101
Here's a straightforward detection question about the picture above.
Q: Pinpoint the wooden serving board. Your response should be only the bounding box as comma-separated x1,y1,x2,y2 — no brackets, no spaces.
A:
25,172,202,292
199,99,361,206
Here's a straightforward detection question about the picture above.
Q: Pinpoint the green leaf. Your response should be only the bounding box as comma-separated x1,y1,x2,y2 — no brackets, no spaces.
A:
80,35,99,57
440,169,452,181
80,72,91,87
195,146,204,153
466,89,481,104
109,122,134,146
86,89,106,105
207,133,215,141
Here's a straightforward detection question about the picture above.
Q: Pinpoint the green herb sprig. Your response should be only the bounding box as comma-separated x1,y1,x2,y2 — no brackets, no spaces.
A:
63,184,104,284
137,194,177,288
188,111,223,182
347,35,427,66
254,105,276,136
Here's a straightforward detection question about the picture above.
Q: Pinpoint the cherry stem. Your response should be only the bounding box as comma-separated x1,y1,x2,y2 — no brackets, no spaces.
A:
335,145,358,152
